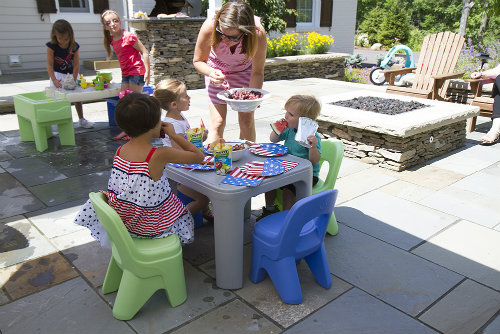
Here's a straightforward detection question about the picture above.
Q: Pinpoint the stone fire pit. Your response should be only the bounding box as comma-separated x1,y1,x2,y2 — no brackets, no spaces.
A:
317,90,480,171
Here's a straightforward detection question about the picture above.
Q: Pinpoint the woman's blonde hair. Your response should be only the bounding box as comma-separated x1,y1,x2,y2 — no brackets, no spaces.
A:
211,0,258,62
153,78,186,110
101,10,120,59
285,95,322,120
50,20,77,52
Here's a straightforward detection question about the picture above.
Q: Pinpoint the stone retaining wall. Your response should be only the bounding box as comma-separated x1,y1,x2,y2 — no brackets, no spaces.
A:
318,120,467,171
129,18,348,89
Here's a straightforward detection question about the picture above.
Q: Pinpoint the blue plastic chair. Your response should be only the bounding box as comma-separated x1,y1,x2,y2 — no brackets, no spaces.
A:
249,189,338,304
275,139,344,235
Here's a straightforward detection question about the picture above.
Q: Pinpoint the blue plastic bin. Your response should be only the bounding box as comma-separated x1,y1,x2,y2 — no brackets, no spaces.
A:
106,86,155,126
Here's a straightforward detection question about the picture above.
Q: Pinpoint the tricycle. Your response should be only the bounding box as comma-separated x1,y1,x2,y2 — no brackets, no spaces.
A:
369,44,415,86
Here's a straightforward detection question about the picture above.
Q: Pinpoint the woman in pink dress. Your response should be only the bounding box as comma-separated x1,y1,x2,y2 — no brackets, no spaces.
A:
193,0,267,143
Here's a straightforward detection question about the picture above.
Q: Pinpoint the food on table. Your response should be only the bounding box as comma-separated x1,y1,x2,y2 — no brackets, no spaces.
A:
227,88,263,100
214,141,232,175
270,119,288,135
231,143,246,151
186,128,204,151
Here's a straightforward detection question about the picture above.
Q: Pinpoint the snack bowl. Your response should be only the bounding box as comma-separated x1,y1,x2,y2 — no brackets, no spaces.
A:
225,140,249,161
216,88,271,112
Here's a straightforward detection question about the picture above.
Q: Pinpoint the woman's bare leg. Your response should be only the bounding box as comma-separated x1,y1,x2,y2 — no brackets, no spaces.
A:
238,110,256,141
207,103,227,144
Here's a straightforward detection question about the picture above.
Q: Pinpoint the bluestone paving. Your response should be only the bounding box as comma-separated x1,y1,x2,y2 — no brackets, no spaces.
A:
0,277,135,334
412,220,500,290
170,299,281,334
101,262,235,334
0,75,499,333
323,225,464,316
0,174,46,219
483,314,500,334
51,229,111,287
284,288,437,334
418,279,500,334
0,216,57,268
336,190,458,250
419,185,500,228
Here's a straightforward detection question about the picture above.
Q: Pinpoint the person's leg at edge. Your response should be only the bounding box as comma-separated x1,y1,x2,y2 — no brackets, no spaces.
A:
238,111,256,142
178,185,209,215
480,74,500,144
207,103,227,144
75,102,93,128
282,188,295,211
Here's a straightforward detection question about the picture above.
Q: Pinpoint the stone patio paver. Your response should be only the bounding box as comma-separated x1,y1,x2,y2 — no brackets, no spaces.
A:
51,229,111,287
102,262,236,334
418,279,500,334
0,174,46,219
0,216,57,268
284,288,437,334
336,190,458,250
412,219,500,290
0,277,134,334
0,252,78,300
171,299,281,334
419,184,500,228
323,225,463,316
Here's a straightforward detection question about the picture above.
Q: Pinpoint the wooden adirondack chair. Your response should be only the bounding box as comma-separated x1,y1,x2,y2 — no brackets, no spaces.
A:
464,77,495,132
382,31,465,101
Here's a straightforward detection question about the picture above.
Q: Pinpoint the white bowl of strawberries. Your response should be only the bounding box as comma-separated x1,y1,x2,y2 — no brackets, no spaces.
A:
217,88,271,112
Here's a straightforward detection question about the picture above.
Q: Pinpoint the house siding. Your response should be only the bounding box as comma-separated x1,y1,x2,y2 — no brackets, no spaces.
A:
278,0,357,55
0,0,122,74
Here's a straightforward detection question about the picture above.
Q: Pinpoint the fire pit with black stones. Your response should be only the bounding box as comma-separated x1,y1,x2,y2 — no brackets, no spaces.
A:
317,91,480,171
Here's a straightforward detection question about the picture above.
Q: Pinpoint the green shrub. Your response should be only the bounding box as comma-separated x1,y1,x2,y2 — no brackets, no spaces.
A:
406,27,426,51
358,6,387,44
377,1,410,47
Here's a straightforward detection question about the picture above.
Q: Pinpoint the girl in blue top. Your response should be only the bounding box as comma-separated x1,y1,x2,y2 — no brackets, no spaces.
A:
46,19,93,129
258,95,322,220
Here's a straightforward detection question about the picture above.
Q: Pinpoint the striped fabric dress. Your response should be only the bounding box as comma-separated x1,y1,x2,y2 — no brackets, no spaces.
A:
205,17,260,104
74,146,194,248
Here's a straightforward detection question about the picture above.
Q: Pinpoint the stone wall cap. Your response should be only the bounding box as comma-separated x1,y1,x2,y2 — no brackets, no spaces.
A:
318,90,480,137
265,52,350,65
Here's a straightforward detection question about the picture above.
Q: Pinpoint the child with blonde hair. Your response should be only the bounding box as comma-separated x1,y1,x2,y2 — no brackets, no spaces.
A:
46,19,93,128
74,93,204,247
154,78,212,224
257,94,322,220
101,9,150,140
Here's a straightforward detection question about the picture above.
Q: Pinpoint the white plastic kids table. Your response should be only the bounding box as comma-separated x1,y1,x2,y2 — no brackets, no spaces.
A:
45,83,121,103
164,150,313,289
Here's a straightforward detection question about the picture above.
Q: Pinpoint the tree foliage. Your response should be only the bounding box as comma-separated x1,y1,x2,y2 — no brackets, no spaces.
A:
357,0,500,48
378,0,411,46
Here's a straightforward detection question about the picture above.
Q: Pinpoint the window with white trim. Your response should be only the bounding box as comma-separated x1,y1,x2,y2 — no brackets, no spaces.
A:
58,0,90,13
297,0,313,23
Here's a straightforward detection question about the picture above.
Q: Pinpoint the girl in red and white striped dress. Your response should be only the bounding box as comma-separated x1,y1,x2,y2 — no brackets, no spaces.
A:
74,93,204,247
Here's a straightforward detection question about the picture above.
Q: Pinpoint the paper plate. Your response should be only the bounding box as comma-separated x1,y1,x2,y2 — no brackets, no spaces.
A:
249,143,288,157
240,159,285,176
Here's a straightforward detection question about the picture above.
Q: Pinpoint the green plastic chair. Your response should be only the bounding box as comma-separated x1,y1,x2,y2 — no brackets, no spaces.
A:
275,138,344,235
13,92,75,152
89,192,187,320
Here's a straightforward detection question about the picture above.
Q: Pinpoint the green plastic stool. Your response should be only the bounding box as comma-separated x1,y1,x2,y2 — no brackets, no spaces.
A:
275,139,344,235
13,91,75,152
89,192,187,320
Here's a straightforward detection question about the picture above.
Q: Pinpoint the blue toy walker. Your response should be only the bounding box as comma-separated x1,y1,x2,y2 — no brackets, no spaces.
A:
369,44,415,86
